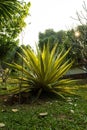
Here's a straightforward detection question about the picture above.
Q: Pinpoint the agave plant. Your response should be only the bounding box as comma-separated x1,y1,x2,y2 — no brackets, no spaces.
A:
6,44,76,99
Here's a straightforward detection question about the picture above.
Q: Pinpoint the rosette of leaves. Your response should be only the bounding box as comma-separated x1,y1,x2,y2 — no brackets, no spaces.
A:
6,44,76,99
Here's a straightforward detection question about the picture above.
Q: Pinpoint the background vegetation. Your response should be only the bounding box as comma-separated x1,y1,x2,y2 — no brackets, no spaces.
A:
0,1,87,129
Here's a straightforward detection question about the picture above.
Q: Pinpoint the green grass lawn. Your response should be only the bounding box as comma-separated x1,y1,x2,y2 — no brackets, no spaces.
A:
0,95,87,130
0,80,87,130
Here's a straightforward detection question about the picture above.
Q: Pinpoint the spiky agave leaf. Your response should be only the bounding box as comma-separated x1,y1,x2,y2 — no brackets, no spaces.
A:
5,44,76,99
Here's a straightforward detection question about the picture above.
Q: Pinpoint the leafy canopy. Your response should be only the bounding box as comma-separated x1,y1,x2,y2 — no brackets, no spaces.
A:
0,0,22,20
0,1,31,67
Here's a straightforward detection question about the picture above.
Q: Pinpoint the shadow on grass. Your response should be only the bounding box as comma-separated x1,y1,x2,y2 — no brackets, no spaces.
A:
0,91,66,106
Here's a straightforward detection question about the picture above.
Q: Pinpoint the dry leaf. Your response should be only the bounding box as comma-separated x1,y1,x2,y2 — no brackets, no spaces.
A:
0,122,5,128
39,112,48,117
12,109,18,112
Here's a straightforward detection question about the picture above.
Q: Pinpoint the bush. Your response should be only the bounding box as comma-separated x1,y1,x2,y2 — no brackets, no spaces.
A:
5,44,76,100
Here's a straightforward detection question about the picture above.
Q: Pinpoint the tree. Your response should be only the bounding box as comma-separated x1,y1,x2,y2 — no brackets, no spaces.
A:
38,29,66,51
75,25,87,68
71,1,87,69
0,1,31,68
0,0,22,21
64,29,82,64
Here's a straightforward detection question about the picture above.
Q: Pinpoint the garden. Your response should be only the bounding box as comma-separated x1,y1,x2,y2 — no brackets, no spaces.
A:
0,0,87,130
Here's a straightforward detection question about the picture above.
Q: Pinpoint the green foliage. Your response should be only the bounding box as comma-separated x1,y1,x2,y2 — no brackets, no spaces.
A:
64,29,81,62
0,0,22,21
65,25,87,68
76,25,87,68
38,24,87,68
70,1,87,68
6,44,75,99
0,68,10,83
38,29,66,51
0,1,31,67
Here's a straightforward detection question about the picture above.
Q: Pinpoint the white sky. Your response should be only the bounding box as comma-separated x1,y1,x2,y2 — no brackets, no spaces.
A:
20,0,87,49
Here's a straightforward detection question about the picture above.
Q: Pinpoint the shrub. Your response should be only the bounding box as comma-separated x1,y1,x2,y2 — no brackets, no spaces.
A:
6,44,75,99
